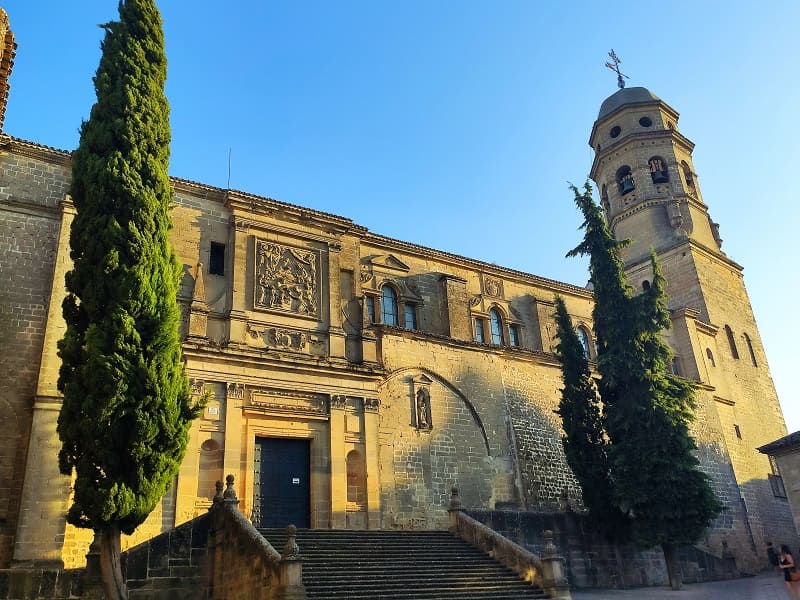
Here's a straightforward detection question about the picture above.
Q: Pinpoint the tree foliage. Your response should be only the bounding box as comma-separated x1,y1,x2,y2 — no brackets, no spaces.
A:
553,297,630,542
559,182,720,552
57,0,196,544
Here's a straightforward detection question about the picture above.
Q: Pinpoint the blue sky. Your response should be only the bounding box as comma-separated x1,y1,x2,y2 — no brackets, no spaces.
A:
4,1,799,433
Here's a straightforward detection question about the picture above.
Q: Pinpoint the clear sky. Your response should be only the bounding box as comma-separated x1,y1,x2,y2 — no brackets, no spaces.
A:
4,1,799,433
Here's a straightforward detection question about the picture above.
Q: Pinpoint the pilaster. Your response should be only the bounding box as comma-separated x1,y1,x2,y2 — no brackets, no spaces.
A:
14,199,74,565
329,396,347,529
363,398,381,529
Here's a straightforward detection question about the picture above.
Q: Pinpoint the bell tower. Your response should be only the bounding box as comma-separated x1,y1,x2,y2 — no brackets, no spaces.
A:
589,83,795,566
588,86,725,315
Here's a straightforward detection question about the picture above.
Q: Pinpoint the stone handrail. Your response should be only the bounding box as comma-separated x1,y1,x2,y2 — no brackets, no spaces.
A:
448,487,571,600
209,475,306,600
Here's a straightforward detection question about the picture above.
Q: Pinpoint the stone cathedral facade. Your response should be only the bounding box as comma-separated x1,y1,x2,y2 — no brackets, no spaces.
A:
0,11,796,573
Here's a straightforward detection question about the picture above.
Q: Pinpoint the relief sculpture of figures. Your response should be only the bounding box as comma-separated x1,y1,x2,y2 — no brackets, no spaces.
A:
255,240,319,317
416,388,432,430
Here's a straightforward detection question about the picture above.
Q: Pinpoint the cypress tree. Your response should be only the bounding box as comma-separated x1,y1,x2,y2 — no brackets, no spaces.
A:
56,2,197,598
553,296,629,543
564,182,720,589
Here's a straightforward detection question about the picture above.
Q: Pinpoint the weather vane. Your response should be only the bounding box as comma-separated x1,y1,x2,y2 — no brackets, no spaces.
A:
605,49,629,89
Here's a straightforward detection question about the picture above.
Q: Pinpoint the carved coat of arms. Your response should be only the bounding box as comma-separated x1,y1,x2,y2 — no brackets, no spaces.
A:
254,240,319,318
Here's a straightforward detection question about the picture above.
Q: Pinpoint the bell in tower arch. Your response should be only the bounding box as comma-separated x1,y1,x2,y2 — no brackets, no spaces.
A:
649,156,669,184
616,166,635,195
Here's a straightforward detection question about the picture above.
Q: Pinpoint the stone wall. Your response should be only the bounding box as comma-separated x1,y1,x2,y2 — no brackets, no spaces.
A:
0,145,68,567
467,510,740,590
0,568,83,599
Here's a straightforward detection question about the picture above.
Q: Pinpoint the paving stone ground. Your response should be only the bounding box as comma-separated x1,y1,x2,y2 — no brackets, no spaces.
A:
571,571,794,599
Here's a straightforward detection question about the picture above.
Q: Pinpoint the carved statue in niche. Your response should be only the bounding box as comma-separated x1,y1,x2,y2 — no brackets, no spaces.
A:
416,388,432,430
254,240,319,317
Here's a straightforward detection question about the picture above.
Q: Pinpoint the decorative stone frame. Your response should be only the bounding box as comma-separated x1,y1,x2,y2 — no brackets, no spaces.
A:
363,277,423,329
470,298,524,348
253,238,321,321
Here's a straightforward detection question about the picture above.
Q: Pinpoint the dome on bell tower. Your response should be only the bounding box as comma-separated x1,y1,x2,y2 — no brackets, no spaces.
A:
597,86,661,121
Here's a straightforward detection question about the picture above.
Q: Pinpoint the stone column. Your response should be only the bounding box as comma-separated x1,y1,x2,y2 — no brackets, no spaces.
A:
363,398,381,529
329,396,347,529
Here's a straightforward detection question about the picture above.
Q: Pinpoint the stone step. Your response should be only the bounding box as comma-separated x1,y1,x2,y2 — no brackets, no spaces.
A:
258,527,549,599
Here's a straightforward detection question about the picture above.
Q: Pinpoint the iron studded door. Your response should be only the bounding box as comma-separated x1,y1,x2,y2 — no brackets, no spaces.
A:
254,437,311,528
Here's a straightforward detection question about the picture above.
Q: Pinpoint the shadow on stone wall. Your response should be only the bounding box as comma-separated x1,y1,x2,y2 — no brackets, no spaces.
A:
466,509,740,590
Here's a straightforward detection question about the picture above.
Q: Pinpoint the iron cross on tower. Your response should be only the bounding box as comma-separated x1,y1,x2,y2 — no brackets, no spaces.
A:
605,49,629,89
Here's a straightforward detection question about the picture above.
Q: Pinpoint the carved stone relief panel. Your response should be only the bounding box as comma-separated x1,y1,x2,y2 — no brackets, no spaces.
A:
254,239,320,319
226,383,245,399
483,275,504,299
245,322,326,355
248,389,328,417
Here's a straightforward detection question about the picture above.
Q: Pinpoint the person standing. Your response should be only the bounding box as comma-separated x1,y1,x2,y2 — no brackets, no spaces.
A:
779,544,800,598
769,542,781,568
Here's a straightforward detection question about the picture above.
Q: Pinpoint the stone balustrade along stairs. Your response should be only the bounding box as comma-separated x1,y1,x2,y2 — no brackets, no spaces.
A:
259,528,550,599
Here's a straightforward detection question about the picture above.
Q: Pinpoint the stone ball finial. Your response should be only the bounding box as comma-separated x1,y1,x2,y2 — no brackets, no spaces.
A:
543,529,557,558
212,480,224,504
449,485,462,510
282,524,301,559
223,474,238,500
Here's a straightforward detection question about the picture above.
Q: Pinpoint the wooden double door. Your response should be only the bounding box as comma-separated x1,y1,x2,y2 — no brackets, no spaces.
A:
253,437,310,528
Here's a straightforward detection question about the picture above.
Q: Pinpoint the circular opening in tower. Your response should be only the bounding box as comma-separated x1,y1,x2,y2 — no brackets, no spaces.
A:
639,116,653,127
609,126,621,138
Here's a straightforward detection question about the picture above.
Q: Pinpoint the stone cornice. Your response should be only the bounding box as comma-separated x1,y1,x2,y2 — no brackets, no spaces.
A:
590,129,695,179
0,135,71,166
362,233,593,300
2,137,593,300
589,98,681,146
624,237,743,274
371,324,563,368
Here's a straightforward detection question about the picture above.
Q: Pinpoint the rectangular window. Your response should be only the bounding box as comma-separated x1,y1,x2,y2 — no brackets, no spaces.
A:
474,318,486,343
733,424,742,439
509,324,520,347
670,357,681,376
404,304,417,330
365,296,376,323
769,474,787,499
209,242,225,276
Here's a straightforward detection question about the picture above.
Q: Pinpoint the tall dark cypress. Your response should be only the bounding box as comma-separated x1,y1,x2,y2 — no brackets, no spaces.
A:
564,183,720,590
56,2,197,598
553,296,629,543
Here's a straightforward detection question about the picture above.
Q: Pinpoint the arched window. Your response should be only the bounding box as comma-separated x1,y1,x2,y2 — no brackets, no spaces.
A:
642,280,651,291
577,326,592,358
489,309,504,345
381,285,398,326
616,166,635,196
681,161,695,188
601,184,610,214
706,348,716,367
744,333,758,366
724,325,739,360
648,156,669,183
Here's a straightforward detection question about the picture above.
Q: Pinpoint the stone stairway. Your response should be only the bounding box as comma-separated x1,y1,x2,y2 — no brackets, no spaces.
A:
260,528,550,599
